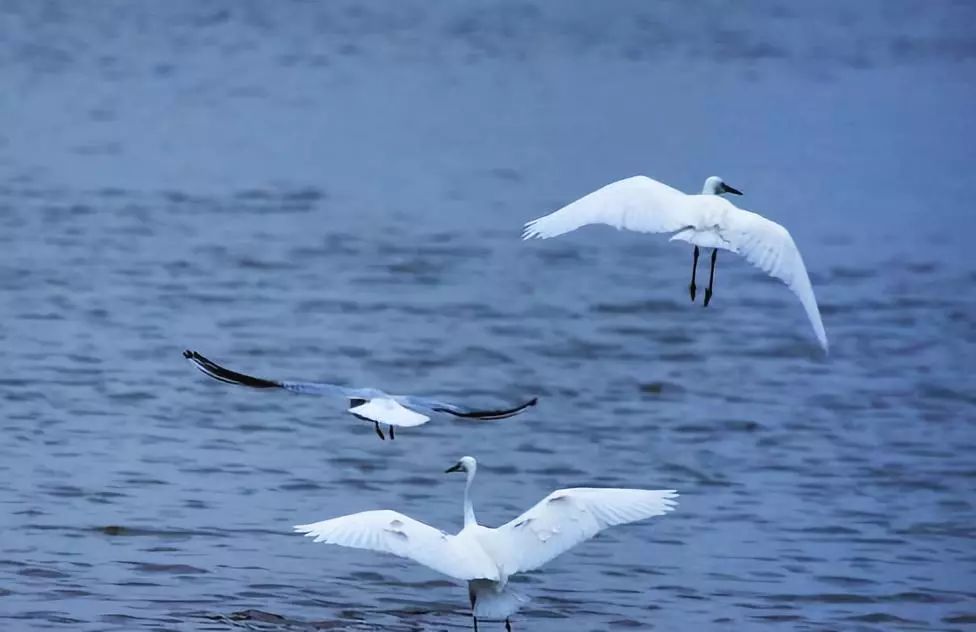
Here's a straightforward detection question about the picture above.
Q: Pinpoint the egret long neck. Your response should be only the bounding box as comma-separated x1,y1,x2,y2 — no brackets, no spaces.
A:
463,468,477,527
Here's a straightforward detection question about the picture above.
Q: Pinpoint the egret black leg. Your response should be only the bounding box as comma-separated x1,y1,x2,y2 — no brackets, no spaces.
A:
689,246,699,302
505,617,512,631
472,616,478,632
389,425,395,440
704,248,717,307
373,421,385,440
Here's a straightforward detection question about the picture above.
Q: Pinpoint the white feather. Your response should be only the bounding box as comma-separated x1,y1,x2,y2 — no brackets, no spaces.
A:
294,510,498,581
523,176,690,238
348,398,431,427
523,175,828,352
717,209,827,351
469,579,530,619
294,457,677,621
480,488,678,576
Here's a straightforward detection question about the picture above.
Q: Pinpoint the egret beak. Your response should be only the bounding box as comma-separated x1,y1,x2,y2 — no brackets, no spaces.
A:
721,183,743,195
445,462,463,473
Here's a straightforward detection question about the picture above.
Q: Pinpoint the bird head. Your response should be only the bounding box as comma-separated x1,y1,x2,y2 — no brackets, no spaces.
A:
703,176,742,196
445,456,477,474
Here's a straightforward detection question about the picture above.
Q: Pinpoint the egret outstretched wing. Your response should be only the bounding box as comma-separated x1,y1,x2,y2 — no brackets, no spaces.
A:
486,488,678,575
294,510,499,581
522,176,692,240
720,211,828,352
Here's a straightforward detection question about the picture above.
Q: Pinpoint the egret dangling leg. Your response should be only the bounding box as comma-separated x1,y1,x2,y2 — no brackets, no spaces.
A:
389,425,395,440
505,617,512,631
472,616,478,632
689,246,699,302
373,421,385,440
704,249,717,307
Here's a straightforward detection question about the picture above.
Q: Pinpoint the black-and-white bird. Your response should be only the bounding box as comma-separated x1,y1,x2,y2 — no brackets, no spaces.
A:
183,350,537,440
523,175,828,352
295,456,678,631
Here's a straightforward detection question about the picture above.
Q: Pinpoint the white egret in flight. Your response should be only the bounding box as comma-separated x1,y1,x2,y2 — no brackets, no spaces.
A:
523,175,828,352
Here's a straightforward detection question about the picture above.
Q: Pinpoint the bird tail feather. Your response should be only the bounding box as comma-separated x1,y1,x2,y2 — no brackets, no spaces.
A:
470,579,529,619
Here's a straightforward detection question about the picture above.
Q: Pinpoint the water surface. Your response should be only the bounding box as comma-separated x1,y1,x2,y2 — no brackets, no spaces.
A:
1,1,975,630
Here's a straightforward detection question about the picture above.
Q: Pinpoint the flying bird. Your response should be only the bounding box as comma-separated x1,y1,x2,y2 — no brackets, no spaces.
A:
183,350,537,440
294,456,677,630
523,175,828,352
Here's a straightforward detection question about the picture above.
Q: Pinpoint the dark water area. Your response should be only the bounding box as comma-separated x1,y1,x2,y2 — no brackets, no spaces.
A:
1,1,975,630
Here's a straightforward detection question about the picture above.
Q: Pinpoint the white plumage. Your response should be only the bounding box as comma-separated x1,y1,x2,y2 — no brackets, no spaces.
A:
347,399,430,428
295,509,497,581
294,456,677,630
483,487,679,577
523,175,828,352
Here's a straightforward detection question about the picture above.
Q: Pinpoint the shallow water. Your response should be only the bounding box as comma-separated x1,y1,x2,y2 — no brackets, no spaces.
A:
1,1,975,630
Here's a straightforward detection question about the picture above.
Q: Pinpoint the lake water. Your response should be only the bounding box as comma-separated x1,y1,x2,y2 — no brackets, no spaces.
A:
1,1,975,630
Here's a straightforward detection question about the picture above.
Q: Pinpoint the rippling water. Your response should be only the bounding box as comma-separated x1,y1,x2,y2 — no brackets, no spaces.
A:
1,1,975,630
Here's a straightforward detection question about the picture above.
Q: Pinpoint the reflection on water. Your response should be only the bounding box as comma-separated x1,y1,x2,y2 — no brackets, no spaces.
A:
1,1,975,630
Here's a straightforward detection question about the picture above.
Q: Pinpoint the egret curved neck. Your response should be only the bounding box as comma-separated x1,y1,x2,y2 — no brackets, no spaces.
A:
462,468,477,528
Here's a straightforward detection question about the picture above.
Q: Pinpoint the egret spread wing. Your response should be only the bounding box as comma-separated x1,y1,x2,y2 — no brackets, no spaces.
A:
522,176,692,240
183,350,352,396
294,510,498,581
398,395,538,421
349,398,430,428
720,211,828,352
486,488,678,575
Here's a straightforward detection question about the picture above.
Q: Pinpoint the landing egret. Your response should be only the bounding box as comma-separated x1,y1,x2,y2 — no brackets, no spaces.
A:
183,351,537,440
294,456,678,630
523,175,828,352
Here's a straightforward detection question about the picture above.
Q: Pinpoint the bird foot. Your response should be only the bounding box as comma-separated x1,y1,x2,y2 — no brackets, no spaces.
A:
505,618,512,632
373,422,385,440
703,288,713,307
389,425,395,440
689,283,696,302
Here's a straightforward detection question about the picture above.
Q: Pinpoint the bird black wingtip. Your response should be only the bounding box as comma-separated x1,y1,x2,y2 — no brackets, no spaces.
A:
182,350,282,389
442,396,539,421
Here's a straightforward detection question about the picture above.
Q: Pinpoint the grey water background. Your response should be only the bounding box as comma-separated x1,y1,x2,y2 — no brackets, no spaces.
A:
1,1,975,630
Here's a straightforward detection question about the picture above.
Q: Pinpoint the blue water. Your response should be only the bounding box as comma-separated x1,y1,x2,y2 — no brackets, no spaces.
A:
1,1,975,630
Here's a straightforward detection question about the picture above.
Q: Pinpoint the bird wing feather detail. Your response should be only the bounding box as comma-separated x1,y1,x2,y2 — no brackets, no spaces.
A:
183,350,354,396
398,395,538,421
294,510,499,581
522,176,692,239
484,488,678,576
720,210,828,352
